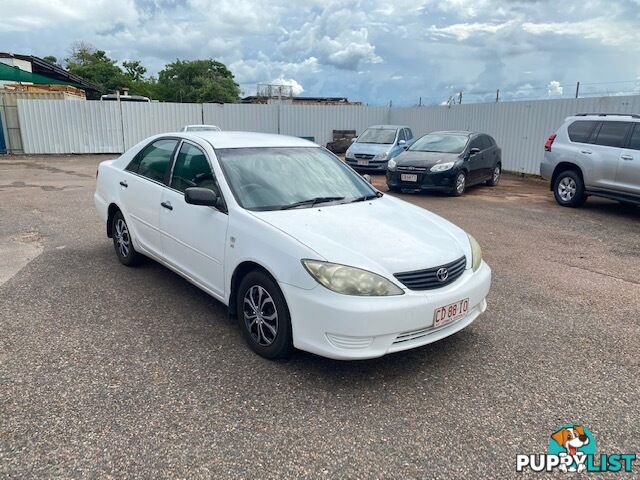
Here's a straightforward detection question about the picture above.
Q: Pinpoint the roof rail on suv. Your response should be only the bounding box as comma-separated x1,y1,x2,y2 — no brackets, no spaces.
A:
574,113,640,118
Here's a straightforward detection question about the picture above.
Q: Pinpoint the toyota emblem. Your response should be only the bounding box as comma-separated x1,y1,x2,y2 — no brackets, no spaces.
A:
436,267,449,282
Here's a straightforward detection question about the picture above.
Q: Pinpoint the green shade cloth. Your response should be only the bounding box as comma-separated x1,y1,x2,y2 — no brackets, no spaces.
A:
0,62,84,88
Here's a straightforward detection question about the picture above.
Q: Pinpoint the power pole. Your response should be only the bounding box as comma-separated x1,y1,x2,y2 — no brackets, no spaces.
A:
419,97,422,107
575,82,580,99
496,89,500,102
458,91,463,104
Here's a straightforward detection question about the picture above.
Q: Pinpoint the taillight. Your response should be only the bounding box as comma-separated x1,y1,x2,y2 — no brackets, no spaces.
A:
544,134,557,151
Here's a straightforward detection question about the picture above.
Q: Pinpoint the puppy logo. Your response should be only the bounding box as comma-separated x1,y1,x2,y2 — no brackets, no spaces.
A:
549,424,596,473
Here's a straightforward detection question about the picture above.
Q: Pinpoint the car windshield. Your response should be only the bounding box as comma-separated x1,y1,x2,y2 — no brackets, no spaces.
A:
357,128,397,144
216,147,377,211
409,133,469,153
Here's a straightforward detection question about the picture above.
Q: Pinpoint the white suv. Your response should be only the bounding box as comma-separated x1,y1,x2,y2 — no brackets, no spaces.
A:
540,113,640,207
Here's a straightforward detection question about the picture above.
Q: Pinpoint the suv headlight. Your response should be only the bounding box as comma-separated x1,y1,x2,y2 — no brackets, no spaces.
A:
302,260,404,296
345,149,355,159
374,151,388,160
388,158,397,170
430,162,455,172
468,234,482,272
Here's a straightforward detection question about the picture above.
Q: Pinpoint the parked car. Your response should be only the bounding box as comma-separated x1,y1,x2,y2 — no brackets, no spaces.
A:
94,131,491,360
345,125,414,173
386,131,502,196
541,113,640,207
182,124,221,132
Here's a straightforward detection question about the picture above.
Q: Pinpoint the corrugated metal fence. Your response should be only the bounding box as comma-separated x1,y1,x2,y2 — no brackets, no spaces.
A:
14,95,640,174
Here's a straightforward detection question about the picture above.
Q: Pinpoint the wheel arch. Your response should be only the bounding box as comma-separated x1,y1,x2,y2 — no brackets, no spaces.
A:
106,203,122,238
551,162,584,191
228,261,279,316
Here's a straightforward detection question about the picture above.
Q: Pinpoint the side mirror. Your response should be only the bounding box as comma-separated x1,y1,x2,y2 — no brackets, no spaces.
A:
469,147,480,156
362,174,372,184
398,139,406,145
185,187,222,208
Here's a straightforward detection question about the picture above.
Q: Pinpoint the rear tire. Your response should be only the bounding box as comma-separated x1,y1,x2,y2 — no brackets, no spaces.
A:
486,164,501,186
236,271,294,359
450,171,466,196
111,211,142,266
553,170,586,207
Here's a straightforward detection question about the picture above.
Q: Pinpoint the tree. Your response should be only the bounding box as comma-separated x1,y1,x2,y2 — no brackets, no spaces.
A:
122,60,147,81
43,55,59,66
157,59,240,103
65,42,129,99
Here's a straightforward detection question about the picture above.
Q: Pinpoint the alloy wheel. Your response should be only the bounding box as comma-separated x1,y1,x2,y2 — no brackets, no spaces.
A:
114,218,130,258
243,285,279,346
493,166,500,183
456,173,466,194
558,176,576,202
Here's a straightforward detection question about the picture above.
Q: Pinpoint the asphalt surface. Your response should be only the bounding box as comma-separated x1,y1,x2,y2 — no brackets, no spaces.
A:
1,155,639,479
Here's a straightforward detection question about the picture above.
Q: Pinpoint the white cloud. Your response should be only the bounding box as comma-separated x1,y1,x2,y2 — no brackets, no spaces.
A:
548,81,563,96
270,76,304,96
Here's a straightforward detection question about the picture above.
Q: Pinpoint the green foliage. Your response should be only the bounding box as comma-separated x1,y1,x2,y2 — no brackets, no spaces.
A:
157,59,240,103
42,56,58,66
61,42,240,103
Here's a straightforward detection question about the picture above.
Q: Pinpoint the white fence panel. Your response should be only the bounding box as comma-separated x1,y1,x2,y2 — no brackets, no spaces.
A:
121,102,202,149
391,95,640,174
280,105,389,147
203,104,279,133
18,99,123,154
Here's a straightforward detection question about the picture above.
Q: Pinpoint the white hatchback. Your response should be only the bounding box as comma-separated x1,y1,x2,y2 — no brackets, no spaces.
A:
94,132,491,360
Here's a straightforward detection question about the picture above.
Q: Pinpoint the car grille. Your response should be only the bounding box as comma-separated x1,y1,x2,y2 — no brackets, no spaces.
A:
394,256,466,290
354,153,374,159
397,165,428,172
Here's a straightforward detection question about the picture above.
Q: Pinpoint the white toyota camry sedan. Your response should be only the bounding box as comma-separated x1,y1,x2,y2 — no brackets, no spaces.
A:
95,132,491,360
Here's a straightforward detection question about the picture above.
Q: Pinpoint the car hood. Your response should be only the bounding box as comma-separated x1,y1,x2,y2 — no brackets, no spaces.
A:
396,150,460,167
348,142,393,155
250,195,471,278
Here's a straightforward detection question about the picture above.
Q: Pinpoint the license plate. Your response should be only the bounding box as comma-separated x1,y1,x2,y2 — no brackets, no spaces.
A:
401,173,418,182
433,298,469,328
357,159,369,166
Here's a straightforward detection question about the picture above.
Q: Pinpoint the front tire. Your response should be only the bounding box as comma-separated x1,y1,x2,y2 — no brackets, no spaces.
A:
236,271,294,359
112,211,142,266
450,171,466,196
553,170,586,207
486,164,501,186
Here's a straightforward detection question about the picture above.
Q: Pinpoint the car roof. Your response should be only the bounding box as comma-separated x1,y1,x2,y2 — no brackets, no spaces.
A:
366,125,410,130
565,113,640,122
429,130,476,136
179,131,318,149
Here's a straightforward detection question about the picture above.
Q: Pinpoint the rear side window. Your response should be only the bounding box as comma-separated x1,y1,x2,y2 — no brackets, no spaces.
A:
131,139,178,182
405,128,413,140
170,142,218,194
567,121,597,143
628,124,640,151
594,122,632,148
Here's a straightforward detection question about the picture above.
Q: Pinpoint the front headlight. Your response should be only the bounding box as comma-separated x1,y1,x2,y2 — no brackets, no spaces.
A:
302,260,404,296
345,149,354,159
388,158,397,170
374,151,388,160
468,234,482,272
430,162,455,172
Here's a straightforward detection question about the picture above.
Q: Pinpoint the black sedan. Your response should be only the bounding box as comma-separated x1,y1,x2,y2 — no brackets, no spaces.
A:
386,131,502,196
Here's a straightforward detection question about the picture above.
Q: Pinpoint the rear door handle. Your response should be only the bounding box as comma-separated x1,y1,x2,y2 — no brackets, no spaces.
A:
621,154,634,161
161,201,173,211
580,150,592,155
119,180,128,188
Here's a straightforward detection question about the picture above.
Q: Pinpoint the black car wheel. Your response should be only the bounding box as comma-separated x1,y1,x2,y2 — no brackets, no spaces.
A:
236,270,294,359
486,164,501,186
553,170,587,207
450,171,466,196
112,211,142,266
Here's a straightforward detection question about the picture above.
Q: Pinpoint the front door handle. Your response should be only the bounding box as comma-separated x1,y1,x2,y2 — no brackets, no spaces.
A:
580,150,592,155
161,201,173,211
621,154,634,161
119,180,128,188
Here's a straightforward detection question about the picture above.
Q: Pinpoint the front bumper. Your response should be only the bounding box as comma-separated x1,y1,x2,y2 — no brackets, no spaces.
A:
281,261,491,360
345,157,389,172
386,169,457,192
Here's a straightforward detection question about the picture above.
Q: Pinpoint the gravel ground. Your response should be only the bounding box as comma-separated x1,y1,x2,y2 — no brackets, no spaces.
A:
1,155,639,479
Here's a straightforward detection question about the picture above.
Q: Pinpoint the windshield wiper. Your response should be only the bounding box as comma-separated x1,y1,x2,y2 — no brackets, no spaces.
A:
279,196,346,210
349,192,383,203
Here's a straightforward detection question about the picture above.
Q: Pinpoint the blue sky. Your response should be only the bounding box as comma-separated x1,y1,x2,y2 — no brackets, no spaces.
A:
2,0,639,105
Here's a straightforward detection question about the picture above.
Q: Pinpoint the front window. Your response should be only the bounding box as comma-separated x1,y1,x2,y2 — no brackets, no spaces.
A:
357,128,397,144
409,134,469,154
216,147,377,211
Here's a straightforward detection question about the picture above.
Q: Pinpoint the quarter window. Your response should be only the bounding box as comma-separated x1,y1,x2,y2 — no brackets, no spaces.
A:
170,142,218,194
568,121,598,144
628,124,640,151
594,122,632,148
398,129,406,142
128,139,178,183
